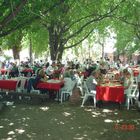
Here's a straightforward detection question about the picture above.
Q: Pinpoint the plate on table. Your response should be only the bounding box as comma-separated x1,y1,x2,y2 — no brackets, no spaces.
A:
47,79,61,83
109,84,122,87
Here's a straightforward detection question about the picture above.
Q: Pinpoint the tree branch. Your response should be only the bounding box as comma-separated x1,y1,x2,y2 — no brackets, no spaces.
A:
0,0,28,28
63,0,125,45
64,28,94,49
111,16,140,27
63,0,125,34
0,16,38,38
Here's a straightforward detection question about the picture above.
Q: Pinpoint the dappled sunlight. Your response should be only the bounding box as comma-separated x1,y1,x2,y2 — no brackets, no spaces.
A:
92,112,101,118
0,102,140,139
0,126,4,128
15,128,25,134
102,109,113,113
84,108,92,112
39,106,49,111
114,112,118,115
74,133,84,140
100,132,104,135
47,134,51,137
133,119,140,125
8,123,14,126
26,134,32,138
22,117,30,121
5,102,14,106
57,121,65,125
2,137,13,140
104,119,113,123
23,123,29,127
73,133,90,140
12,106,16,108
78,126,81,129
53,118,58,121
73,136,85,140
70,117,74,120
70,127,74,130
1,118,9,122
116,119,123,123
63,112,71,117
59,121,65,124
8,131,15,135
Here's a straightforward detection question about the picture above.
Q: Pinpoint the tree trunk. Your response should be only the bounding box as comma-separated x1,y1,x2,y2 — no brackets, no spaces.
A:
102,44,104,59
12,45,20,60
57,46,64,60
48,25,64,61
48,25,57,61
29,36,33,64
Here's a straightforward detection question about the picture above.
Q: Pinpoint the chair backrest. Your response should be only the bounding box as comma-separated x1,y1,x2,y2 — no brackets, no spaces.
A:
16,79,21,92
62,78,76,92
77,75,84,86
16,77,27,92
83,81,91,95
4,70,10,79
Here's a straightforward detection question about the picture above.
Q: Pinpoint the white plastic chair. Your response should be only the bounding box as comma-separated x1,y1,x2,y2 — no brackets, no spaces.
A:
77,75,84,96
126,80,139,110
60,78,76,103
4,70,10,79
81,81,96,108
16,77,27,93
30,85,40,94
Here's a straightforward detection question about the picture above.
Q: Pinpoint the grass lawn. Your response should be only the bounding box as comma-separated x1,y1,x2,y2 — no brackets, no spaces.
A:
0,101,140,140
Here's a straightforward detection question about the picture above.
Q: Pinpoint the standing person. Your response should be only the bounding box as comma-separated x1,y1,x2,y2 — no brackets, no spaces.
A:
137,73,140,111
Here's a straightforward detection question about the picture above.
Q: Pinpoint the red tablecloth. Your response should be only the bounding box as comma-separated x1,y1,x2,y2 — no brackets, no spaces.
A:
37,81,64,91
133,70,139,77
96,85,124,103
0,80,17,90
22,69,33,73
0,69,8,75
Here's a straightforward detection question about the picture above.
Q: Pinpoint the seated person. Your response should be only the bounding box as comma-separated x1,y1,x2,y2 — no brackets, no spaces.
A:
122,69,133,93
86,70,100,92
21,64,32,77
27,69,48,93
9,63,19,77
46,62,56,79
121,69,133,106
99,61,108,75
137,73,140,110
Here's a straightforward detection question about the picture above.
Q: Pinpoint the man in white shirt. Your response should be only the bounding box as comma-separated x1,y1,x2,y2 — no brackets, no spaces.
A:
46,62,56,78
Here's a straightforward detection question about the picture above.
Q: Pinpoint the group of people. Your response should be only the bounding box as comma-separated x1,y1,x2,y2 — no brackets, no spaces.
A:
84,60,140,110
1,57,140,110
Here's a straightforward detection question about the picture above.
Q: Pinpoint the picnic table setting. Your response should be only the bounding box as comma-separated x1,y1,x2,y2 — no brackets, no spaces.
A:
1,1,140,139
96,78,124,104
0,60,139,107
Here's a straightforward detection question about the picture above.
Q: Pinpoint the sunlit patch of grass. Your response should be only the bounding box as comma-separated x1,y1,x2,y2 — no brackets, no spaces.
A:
8,123,14,126
15,128,25,134
40,106,49,111
63,112,71,117
104,119,113,123
0,126,4,128
8,131,15,135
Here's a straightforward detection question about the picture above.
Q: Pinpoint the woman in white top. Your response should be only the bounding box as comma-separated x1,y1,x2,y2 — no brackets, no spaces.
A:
122,69,133,95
